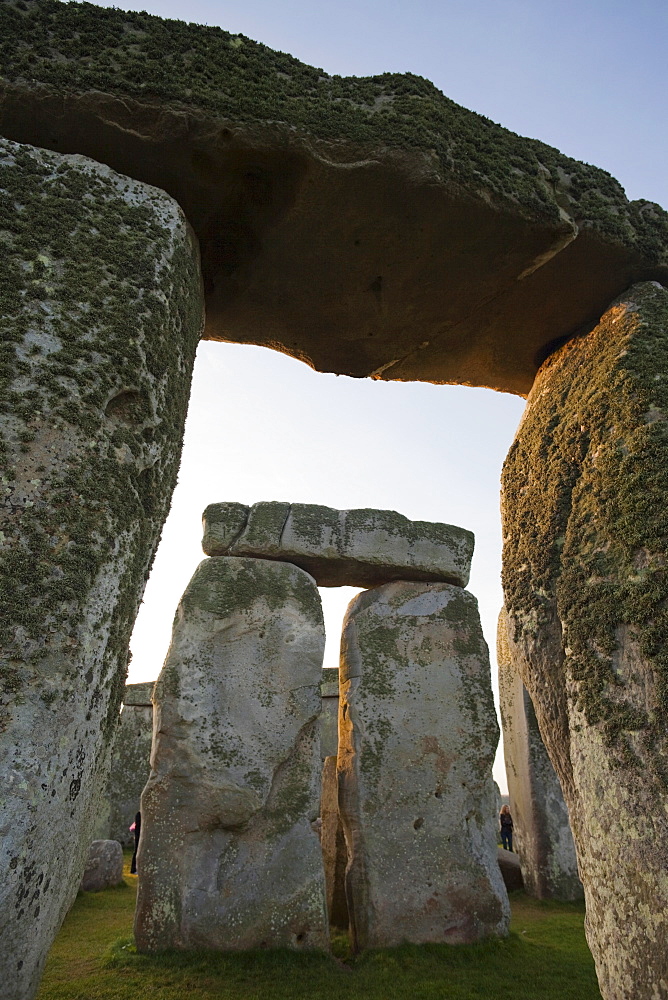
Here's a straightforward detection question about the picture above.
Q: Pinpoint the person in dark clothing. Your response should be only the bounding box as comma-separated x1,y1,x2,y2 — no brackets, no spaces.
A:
130,811,141,874
499,805,514,852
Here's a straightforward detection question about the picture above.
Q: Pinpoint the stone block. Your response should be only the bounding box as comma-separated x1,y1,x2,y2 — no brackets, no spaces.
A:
502,282,668,999
3,2,668,395
0,138,203,1000
320,668,339,760
497,608,582,901
80,841,123,892
338,581,509,950
496,848,524,892
320,756,349,930
202,502,473,588
123,682,155,707
134,556,329,953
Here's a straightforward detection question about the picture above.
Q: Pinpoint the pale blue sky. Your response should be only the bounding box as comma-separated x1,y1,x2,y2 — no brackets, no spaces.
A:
99,0,668,791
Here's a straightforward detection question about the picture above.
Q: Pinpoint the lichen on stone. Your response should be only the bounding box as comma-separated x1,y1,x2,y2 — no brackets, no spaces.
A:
1,0,667,260
502,281,668,781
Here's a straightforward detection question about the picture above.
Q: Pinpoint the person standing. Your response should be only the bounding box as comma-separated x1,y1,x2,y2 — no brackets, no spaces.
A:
499,805,514,852
130,811,141,874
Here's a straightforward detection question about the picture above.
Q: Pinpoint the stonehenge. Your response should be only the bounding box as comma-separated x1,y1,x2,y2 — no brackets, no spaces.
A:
136,505,505,952
1,0,666,397
202,501,474,588
79,841,124,893
502,283,668,998
497,609,582,901
0,136,203,999
1,2,668,997
134,556,330,952
339,581,508,949
320,668,340,760
94,682,155,845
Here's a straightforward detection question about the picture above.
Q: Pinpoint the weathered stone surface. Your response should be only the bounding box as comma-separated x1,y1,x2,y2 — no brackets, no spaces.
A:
109,693,154,846
79,840,124,892
92,682,155,845
0,138,203,1000
497,608,582,901
134,556,329,953
502,282,668,1000
320,755,349,930
338,581,509,950
202,501,473,588
320,668,339,760
2,2,666,394
122,681,154,708
496,848,524,892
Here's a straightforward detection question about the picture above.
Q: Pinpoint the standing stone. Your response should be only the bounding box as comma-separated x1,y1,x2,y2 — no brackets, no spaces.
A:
502,282,668,1000
0,138,203,1000
108,683,154,845
134,556,329,952
79,841,124,892
497,608,582,900
320,755,348,929
338,581,509,950
320,668,339,759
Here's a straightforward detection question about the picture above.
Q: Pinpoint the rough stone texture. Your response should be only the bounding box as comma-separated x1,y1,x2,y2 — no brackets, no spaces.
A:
501,282,668,1000
338,581,509,950
79,840,124,892
497,608,582,900
320,755,349,930
122,681,154,707
0,138,203,1000
202,501,473,588
109,686,154,845
496,848,524,892
320,668,339,760
134,556,329,953
91,682,154,844
1,2,667,394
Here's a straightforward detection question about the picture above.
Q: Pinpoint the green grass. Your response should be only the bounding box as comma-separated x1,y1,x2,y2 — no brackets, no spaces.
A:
37,852,601,999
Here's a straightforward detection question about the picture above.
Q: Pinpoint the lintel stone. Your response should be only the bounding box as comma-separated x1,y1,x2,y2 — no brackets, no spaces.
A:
2,1,667,394
122,682,155,707
202,501,473,588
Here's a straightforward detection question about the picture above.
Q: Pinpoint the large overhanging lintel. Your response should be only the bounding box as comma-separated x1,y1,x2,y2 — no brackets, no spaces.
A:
1,0,667,395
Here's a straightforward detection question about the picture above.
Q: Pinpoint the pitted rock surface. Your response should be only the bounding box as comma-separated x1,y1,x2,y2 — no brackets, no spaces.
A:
202,501,473,588
0,137,203,1000
1,1,667,393
497,608,582,901
320,668,339,760
320,755,349,930
134,556,329,953
338,581,509,950
502,282,668,999
80,841,124,892
122,681,154,708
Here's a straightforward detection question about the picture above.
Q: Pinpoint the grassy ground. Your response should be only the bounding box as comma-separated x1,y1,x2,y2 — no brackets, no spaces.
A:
37,852,601,1000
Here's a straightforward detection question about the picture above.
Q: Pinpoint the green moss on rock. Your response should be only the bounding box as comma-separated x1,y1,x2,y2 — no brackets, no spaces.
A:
0,0,666,261
502,281,668,780
0,137,203,735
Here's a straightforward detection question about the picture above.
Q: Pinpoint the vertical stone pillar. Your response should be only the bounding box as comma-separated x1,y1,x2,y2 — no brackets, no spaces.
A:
502,282,668,1000
320,755,348,929
320,667,339,759
134,556,329,952
108,682,155,845
0,139,203,999
338,581,509,951
497,608,582,900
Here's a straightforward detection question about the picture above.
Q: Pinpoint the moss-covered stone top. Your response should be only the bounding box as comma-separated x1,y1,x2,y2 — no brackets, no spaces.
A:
1,0,667,392
202,500,473,588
